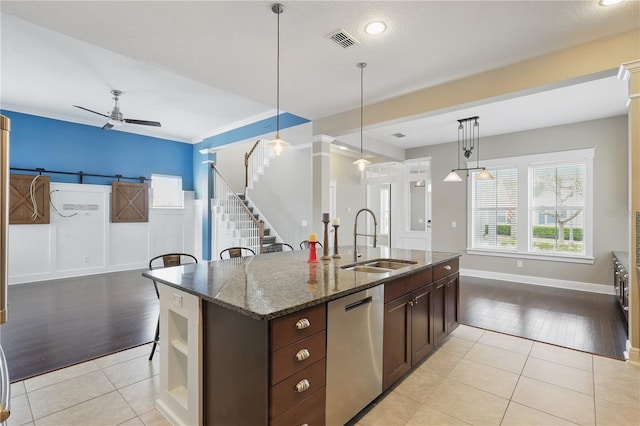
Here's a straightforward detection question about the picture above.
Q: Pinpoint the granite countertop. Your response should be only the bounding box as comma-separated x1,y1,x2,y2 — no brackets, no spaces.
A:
143,247,460,320
613,251,629,271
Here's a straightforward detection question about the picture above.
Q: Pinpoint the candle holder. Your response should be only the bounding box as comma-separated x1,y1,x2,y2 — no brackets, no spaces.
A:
307,241,319,263
332,225,340,258
308,263,318,293
322,218,331,260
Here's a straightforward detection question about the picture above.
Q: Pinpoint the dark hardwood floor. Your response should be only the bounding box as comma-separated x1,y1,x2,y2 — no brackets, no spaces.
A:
460,276,628,360
1,270,628,383
1,269,157,382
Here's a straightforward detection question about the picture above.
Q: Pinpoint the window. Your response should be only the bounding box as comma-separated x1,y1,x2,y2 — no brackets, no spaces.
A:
151,174,183,208
530,163,585,255
471,167,518,250
467,149,593,263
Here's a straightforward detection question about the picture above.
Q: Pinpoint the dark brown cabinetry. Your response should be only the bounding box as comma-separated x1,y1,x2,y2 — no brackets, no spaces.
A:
434,274,459,346
270,304,327,425
204,302,326,426
433,258,459,346
383,259,460,390
613,253,629,325
382,268,434,390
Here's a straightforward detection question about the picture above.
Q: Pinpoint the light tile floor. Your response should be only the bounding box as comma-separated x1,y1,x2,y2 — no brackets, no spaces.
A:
356,325,640,426
7,326,640,426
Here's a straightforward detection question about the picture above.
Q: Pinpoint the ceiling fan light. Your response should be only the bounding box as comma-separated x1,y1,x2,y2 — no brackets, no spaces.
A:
477,168,494,180
353,157,370,171
444,170,463,182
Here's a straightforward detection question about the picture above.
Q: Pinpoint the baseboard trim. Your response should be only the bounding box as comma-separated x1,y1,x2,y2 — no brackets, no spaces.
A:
460,268,615,295
9,263,147,285
626,341,640,365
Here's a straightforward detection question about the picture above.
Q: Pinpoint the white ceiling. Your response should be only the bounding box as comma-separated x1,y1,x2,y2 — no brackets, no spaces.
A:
0,1,637,150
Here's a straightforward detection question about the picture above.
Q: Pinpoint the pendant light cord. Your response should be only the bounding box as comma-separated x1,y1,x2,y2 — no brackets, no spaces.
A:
357,62,367,155
360,64,363,155
276,4,281,134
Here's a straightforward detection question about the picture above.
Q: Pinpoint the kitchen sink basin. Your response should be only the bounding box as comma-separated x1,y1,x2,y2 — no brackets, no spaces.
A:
341,258,417,273
365,260,416,269
348,265,390,273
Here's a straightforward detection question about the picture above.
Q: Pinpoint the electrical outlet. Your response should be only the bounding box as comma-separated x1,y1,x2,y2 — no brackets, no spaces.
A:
517,260,523,268
451,221,457,228
172,294,182,308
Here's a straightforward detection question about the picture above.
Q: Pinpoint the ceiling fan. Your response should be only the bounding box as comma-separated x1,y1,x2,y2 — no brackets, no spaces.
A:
73,89,161,130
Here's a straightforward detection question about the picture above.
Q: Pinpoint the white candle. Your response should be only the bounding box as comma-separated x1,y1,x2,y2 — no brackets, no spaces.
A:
332,217,340,226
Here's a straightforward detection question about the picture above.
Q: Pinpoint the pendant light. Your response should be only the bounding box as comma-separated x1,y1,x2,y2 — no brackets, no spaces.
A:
444,116,494,182
266,3,290,156
353,62,370,171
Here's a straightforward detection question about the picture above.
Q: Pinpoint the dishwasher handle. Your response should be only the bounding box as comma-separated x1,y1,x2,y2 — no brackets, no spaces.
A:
345,296,372,311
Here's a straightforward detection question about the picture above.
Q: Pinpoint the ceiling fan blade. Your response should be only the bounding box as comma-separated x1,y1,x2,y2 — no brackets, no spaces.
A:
73,105,109,118
101,122,114,130
124,118,161,127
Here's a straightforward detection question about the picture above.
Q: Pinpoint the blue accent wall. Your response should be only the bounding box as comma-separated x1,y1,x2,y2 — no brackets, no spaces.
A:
3,110,194,188
3,109,309,261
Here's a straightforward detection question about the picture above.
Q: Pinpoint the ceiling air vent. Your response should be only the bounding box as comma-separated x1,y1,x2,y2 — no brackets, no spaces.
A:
392,133,406,138
327,29,359,48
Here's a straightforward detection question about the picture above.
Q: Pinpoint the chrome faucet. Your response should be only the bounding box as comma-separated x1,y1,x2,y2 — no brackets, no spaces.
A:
353,208,378,261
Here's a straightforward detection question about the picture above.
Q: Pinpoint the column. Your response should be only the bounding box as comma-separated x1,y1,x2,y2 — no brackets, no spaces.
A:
620,60,640,364
311,135,334,234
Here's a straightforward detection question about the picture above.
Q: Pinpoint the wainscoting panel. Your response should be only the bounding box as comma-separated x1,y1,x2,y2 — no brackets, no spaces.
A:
8,182,196,284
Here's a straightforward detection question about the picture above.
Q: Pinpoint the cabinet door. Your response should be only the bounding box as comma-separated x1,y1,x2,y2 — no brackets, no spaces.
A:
445,273,460,334
383,293,412,391
433,277,447,346
411,284,433,365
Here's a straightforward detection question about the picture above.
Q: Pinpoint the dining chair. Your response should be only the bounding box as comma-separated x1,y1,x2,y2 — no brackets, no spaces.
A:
219,246,256,259
148,253,198,361
263,242,294,253
300,240,323,249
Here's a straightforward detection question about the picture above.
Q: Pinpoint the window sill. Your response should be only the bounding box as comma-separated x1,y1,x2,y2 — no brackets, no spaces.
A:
466,248,594,265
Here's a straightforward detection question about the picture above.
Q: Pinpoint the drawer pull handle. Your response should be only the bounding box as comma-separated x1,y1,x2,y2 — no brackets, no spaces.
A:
295,379,310,393
295,349,310,361
443,265,452,271
295,318,310,330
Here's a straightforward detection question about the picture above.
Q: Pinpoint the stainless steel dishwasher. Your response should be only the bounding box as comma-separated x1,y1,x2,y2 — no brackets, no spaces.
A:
326,284,384,425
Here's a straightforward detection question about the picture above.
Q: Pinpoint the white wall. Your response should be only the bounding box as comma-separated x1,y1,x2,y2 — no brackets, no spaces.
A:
8,182,197,284
407,116,629,290
330,152,367,251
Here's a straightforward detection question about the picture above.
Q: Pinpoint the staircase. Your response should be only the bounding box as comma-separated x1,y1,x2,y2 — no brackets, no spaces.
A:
238,194,276,246
210,163,281,258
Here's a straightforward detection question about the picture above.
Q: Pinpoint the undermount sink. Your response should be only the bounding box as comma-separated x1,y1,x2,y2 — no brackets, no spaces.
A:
341,258,417,273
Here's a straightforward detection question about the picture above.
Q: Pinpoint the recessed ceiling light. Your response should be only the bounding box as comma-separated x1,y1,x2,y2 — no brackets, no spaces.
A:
599,0,624,6
365,21,387,35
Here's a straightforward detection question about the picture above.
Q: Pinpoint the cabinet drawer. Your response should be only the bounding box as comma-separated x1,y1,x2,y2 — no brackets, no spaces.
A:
272,304,326,351
271,387,326,426
271,330,326,385
270,359,326,419
433,258,459,281
384,267,433,303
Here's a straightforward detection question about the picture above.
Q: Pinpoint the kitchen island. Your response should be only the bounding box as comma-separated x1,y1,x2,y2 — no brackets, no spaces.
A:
143,247,460,425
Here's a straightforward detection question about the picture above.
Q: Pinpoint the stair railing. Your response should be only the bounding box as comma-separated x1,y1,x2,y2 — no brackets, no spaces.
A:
211,163,264,254
244,139,270,193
